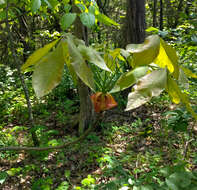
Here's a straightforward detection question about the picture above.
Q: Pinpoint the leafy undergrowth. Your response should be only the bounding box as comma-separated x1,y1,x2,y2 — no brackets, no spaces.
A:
0,93,197,190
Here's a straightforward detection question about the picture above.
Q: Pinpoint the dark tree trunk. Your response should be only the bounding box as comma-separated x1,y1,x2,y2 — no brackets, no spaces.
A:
121,0,146,47
173,0,184,28
159,0,163,30
153,0,157,27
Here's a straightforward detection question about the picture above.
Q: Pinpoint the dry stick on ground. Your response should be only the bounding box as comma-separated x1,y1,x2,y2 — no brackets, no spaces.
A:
0,114,101,151
5,0,39,146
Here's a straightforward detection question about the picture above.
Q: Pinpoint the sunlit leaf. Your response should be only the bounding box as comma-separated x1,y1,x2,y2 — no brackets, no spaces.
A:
125,69,167,111
31,0,41,12
66,35,95,90
80,12,95,28
166,77,197,120
181,66,197,79
166,76,180,104
78,45,111,72
21,39,60,71
126,35,160,67
146,27,159,33
61,40,77,85
96,13,119,26
60,13,77,30
110,66,148,93
32,43,65,98
154,39,179,79
104,53,114,71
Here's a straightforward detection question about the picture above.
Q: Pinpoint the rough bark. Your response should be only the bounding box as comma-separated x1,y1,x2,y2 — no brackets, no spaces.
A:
121,0,146,47
160,0,163,30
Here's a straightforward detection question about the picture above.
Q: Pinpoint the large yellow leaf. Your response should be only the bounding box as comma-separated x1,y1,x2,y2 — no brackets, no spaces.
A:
166,76,180,104
32,43,65,98
125,69,167,111
154,39,179,79
21,39,60,71
126,35,160,67
166,77,197,120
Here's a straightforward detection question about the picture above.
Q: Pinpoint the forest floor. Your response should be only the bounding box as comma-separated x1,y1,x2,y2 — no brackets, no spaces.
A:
0,94,197,190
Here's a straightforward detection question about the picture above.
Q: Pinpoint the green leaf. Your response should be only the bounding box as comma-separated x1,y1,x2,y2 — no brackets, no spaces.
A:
66,35,95,90
64,4,72,13
80,12,95,28
32,43,65,98
0,172,7,184
154,39,179,79
88,5,95,14
31,0,41,12
126,35,160,67
125,69,167,111
21,39,60,71
60,13,77,30
166,77,197,120
44,0,59,9
110,66,148,93
78,45,111,72
96,13,119,26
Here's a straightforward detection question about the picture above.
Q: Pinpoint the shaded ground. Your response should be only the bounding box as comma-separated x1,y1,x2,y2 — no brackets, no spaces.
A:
1,99,197,189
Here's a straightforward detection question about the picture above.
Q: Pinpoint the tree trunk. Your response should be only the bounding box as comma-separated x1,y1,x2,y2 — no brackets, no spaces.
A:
159,0,163,30
121,0,146,46
72,4,95,135
153,0,157,27
173,0,184,28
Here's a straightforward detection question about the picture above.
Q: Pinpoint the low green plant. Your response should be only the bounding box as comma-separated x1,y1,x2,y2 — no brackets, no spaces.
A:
32,177,53,190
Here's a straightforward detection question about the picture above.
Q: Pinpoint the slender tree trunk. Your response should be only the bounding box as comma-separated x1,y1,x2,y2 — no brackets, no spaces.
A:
173,0,184,28
153,0,157,27
159,0,163,30
5,0,39,146
72,4,95,135
121,0,146,46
